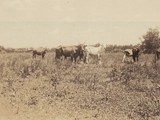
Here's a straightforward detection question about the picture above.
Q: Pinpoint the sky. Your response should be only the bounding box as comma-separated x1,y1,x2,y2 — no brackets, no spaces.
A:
0,0,160,48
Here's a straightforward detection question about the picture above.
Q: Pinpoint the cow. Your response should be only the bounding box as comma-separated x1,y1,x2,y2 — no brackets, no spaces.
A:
122,48,140,63
83,44,104,64
55,44,85,63
32,48,47,59
155,48,160,61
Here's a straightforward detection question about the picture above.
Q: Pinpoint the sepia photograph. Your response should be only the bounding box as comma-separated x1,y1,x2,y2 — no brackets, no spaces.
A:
0,0,160,120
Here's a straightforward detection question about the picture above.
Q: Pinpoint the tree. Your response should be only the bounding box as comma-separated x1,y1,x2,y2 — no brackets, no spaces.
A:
0,45,5,50
142,28,160,53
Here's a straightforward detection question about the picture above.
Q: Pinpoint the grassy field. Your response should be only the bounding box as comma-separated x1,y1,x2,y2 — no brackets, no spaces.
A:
0,52,160,120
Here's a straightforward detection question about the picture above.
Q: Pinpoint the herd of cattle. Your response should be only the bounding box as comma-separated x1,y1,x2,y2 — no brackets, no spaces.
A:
32,44,160,64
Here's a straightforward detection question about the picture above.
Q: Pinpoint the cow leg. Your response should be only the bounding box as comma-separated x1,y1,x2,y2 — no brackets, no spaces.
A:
82,51,87,63
79,55,83,64
60,56,64,61
84,55,88,63
71,56,76,63
98,54,102,65
74,56,78,63
33,54,36,59
55,55,58,62
85,53,89,64
70,56,74,62
72,56,75,63
132,56,135,62
79,54,84,63
62,56,67,61
55,55,61,62
72,56,77,63
79,54,83,60
122,54,126,62
32,54,35,58
42,54,45,59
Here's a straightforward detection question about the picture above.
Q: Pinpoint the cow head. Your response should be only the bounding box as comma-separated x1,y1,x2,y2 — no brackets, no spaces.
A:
77,44,85,54
44,49,47,53
132,48,140,56
55,47,63,59
75,44,86,59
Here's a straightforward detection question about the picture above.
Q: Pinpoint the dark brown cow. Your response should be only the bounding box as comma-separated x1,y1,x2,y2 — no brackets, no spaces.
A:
122,48,140,62
33,48,47,59
55,44,85,63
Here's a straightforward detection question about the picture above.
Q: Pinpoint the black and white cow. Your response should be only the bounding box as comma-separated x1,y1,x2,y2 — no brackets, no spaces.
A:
122,48,140,63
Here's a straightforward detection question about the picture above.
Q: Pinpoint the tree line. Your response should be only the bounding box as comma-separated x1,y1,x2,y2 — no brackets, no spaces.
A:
0,28,160,53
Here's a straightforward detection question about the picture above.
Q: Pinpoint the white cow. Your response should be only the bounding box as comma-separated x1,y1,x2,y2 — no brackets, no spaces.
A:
84,44,104,64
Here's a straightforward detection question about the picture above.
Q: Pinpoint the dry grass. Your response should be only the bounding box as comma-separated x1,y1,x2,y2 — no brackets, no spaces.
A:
0,52,160,120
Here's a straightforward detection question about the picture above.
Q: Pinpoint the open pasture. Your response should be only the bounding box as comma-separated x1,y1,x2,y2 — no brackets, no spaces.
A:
0,52,160,120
